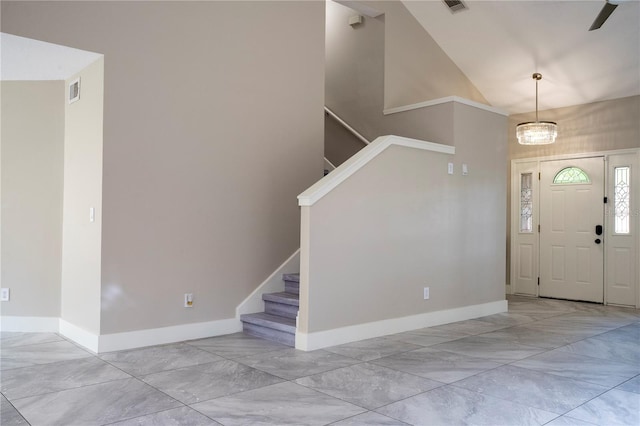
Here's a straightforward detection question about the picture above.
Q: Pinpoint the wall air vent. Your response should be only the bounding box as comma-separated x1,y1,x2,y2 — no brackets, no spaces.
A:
444,0,467,13
69,77,80,104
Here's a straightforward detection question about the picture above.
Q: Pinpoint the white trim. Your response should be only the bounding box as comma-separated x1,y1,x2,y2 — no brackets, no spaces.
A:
511,148,640,165
606,152,640,309
383,96,508,117
97,318,242,353
3,248,301,353
295,300,507,351
298,135,455,207
324,157,337,172
510,148,640,307
0,316,59,332
236,249,300,318
3,315,243,353
59,319,99,353
505,284,512,295
324,106,370,146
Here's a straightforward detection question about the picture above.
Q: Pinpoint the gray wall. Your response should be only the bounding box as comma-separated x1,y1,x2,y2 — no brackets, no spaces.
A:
2,1,325,334
302,102,507,334
325,0,482,147
370,0,487,109
454,102,508,302
509,96,640,160
325,0,385,142
1,81,64,317
313,0,507,335
304,145,458,332
61,59,104,334
324,112,368,167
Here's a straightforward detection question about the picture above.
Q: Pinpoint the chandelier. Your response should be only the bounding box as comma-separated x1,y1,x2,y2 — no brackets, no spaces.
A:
516,73,557,145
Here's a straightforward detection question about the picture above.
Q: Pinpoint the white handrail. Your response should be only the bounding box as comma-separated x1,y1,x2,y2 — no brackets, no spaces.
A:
324,157,337,172
324,106,370,146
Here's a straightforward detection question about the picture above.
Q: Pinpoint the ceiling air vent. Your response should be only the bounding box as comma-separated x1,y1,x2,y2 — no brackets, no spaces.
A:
444,0,467,13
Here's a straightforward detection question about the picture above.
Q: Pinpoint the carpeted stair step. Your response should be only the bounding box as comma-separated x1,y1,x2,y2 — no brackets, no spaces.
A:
263,292,299,319
283,273,300,295
240,312,296,346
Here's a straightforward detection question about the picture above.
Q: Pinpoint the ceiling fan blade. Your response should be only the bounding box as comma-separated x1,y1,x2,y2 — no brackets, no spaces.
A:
589,2,618,31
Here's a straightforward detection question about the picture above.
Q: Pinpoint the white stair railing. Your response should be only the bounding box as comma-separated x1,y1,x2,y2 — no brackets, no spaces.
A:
324,106,370,146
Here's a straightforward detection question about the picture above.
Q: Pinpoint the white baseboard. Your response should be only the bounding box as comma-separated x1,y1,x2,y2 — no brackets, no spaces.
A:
3,315,241,354
236,249,300,318
59,319,100,353
2,251,303,352
2,251,302,353
0,316,59,332
295,300,508,351
97,318,242,353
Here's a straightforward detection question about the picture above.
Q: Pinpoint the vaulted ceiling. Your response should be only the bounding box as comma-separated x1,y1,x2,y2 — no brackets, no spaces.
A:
3,2,638,116
1,33,102,81
403,0,640,114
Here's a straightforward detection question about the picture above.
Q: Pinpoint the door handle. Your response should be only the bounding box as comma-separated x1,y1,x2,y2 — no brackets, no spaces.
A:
595,238,601,244
595,225,603,236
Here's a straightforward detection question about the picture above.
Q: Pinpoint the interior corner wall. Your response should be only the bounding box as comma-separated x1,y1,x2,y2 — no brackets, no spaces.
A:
323,1,507,333
505,95,640,285
324,112,368,167
61,58,104,335
325,0,386,142
359,1,487,109
1,1,325,335
325,0,462,147
1,80,64,318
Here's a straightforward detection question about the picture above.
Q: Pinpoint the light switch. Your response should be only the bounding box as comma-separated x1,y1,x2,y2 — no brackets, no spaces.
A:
462,164,468,176
448,163,454,175
89,207,95,223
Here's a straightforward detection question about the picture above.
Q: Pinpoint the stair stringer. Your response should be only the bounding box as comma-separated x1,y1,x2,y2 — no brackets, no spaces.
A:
235,249,300,318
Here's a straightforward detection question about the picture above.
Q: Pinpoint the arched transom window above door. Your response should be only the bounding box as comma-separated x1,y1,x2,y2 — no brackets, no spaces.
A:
553,166,591,184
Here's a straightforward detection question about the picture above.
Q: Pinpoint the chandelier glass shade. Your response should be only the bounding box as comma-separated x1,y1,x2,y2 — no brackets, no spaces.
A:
516,73,557,145
516,121,557,145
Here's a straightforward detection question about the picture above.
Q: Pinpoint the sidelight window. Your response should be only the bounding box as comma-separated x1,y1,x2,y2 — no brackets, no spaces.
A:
614,166,630,234
520,173,533,233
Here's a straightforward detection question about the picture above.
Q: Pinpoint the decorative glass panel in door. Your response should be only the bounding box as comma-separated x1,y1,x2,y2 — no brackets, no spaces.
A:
614,166,630,234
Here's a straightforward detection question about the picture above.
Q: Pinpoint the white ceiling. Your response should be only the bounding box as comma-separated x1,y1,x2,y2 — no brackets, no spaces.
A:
1,33,102,81
402,0,640,114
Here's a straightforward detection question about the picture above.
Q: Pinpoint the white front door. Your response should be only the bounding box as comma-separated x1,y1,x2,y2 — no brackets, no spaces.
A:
539,157,605,302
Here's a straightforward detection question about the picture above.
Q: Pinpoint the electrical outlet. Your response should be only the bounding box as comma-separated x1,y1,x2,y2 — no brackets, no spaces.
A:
447,163,454,175
1,288,10,302
423,287,430,300
184,293,193,308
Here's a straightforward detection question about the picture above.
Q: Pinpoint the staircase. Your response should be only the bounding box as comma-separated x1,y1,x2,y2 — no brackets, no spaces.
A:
240,273,299,346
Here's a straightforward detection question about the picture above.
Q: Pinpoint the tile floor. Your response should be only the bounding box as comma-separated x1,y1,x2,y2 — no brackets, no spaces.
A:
1,295,639,426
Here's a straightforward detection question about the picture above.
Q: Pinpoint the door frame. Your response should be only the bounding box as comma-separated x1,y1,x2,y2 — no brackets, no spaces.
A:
509,148,640,308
